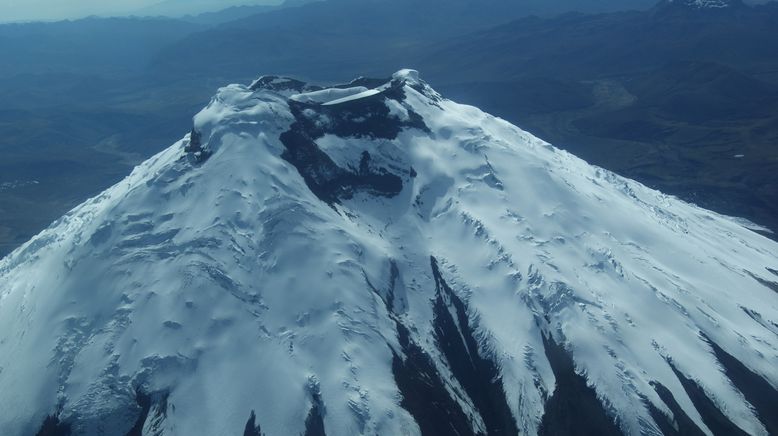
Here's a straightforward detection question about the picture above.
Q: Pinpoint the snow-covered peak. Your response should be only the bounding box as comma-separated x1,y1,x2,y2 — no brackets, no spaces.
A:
657,0,746,11
670,0,736,8
392,68,422,85
1,70,777,436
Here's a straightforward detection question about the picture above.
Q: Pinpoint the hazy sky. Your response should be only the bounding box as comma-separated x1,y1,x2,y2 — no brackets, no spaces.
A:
0,0,281,22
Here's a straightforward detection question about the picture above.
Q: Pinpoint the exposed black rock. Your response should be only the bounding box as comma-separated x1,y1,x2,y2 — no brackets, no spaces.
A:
391,321,477,436
125,390,169,436
333,77,390,90
243,410,264,436
537,334,622,436
385,260,399,311
279,130,402,204
183,128,200,154
645,381,707,436
746,270,778,293
368,260,477,436
365,258,408,315
666,360,750,436
125,389,152,436
704,337,778,435
286,80,428,142
273,74,433,205
249,76,321,93
279,99,413,204
358,151,371,175
303,393,326,436
35,414,71,436
183,128,210,163
430,257,519,435
767,267,778,278
740,306,778,336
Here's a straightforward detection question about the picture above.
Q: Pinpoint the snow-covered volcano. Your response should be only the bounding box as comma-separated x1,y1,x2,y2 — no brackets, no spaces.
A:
1,70,777,436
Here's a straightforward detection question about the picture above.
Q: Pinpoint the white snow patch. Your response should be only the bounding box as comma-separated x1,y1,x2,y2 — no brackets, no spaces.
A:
290,86,370,105
321,88,382,106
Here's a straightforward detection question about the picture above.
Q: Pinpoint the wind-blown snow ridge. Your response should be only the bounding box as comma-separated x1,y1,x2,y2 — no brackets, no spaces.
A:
1,70,777,436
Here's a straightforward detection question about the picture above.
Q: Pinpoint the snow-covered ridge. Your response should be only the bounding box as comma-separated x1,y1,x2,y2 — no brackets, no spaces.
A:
663,0,744,9
1,70,777,436
672,0,732,8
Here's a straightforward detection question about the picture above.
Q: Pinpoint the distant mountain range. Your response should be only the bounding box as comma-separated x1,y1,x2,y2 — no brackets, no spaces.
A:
135,0,319,24
133,0,282,17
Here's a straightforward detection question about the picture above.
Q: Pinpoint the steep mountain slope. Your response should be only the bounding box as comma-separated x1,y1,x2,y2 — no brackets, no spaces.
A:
1,71,777,436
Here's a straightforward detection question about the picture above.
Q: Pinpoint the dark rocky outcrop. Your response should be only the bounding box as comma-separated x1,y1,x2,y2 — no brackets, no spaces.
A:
430,257,519,436
249,76,322,93
391,320,477,436
183,128,210,163
646,381,707,436
302,393,326,436
279,130,403,205
35,414,71,436
705,338,778,435
286,79,428,141
333,77,390,90
278,78,429,204
666,360,749,436
374,257,477,436
740,306,778,336
125,390,169,436
243,410,264,436
747,270,778,293
537,334,622,436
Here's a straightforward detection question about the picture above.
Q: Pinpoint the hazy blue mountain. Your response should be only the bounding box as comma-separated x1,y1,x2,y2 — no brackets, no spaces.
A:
167,4,278,24
153,0,321,25
151,0,663,81
133,0,282,17
0,17,204,78
419,2,778,82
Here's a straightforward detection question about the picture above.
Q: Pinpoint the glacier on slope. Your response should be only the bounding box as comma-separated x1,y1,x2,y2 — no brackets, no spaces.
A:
0,70,777,436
